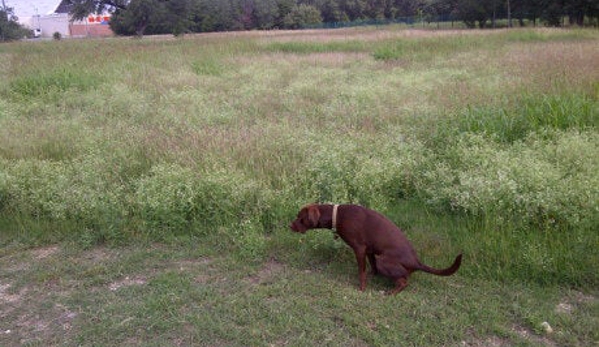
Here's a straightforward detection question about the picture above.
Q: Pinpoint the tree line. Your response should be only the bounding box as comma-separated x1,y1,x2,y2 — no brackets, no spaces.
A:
66,0,598,36
0,6,30,41
1,0,597,41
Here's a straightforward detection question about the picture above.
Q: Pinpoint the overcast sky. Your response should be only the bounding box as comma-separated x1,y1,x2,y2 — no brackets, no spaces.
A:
4,0,61,18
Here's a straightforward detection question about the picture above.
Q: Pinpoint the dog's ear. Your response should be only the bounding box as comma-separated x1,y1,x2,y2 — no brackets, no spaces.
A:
307,205,320,227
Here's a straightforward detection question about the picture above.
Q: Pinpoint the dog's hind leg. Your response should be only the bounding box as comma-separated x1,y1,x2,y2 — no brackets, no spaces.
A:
388,277,409,295
367,253,378,275
376,258,410,295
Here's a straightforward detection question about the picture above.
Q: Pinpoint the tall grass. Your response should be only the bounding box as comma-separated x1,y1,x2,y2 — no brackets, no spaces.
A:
9,67,102,100
265,40,369,54
0,28,597,286
456,93,598,142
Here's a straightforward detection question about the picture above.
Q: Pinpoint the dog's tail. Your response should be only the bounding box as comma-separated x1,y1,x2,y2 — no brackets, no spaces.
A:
417,254,462,276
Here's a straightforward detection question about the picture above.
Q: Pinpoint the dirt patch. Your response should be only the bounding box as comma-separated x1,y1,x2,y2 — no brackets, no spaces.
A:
2,245,60,274
556,301,573,314
7,302,78,346
0,283,21,303
462,336,509,347
80,247,119,263
556,290,596,315
31,246,59,260
512,324,557,347
108,276,148,291
173,257,212,271
246,258,285,285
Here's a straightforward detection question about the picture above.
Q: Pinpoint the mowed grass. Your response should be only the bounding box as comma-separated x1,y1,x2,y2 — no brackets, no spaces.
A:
0,27,598,346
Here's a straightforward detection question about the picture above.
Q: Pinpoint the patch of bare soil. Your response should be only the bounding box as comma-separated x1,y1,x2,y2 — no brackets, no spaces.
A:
8,303,78,346
555,290,596,318
108,276,148,291
1,288,77,346
461,336,510,347
0,244,222,346
173,257,213,271
245,258,285,285
512,324,557,347
80,246,119,263
0,245,72,346
0,283,21,304
31,246,59,260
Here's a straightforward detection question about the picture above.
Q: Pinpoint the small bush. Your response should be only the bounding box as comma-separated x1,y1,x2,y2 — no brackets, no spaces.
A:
132,164,271,235
2,157,125,229
301,136,427,211
419,131,599,229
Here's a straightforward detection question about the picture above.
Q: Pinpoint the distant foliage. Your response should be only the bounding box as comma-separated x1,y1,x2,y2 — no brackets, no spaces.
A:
283,4,323,29
70,0,599,37
0,7,30,41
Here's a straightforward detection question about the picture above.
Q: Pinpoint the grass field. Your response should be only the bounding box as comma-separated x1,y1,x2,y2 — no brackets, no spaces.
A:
0,27,598,346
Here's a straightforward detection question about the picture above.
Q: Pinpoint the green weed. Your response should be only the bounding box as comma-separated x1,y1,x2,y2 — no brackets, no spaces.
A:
190,58,225,76
457,93,598,142
8,67,101,100
265,40,367,54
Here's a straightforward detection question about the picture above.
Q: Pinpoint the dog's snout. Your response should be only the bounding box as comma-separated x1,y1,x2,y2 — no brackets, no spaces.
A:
289,219,304,233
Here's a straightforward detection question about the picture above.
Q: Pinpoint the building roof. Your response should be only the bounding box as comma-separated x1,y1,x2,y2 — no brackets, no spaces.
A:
54,0,74,14
4,0,68,18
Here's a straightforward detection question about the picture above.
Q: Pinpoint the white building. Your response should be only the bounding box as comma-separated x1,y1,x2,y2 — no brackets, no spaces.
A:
6,0,112,38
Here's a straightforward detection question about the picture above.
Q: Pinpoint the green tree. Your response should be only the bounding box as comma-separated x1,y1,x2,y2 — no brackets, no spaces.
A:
194,0,237,32
364,0,387,19
338,0,367,21
67,0,128,20
564,0,598,26
164,0,194,35
274,0,295,27
316,0,347,22
253,0,279,29
393,0,428,17
455,0,493,27
109,0,165,36
283,4,323,28
541,0,563,26
0,6,29,41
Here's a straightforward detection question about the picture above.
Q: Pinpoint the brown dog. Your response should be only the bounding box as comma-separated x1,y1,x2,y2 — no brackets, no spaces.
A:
290,204,462,295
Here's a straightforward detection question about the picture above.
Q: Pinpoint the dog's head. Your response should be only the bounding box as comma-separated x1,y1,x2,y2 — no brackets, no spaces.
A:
289,204,320,233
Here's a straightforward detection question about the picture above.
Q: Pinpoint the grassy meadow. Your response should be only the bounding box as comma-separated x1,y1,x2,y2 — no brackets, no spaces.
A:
0,27,598,346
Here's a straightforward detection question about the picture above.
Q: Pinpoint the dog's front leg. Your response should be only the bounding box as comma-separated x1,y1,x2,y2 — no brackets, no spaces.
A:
353,248,368,291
